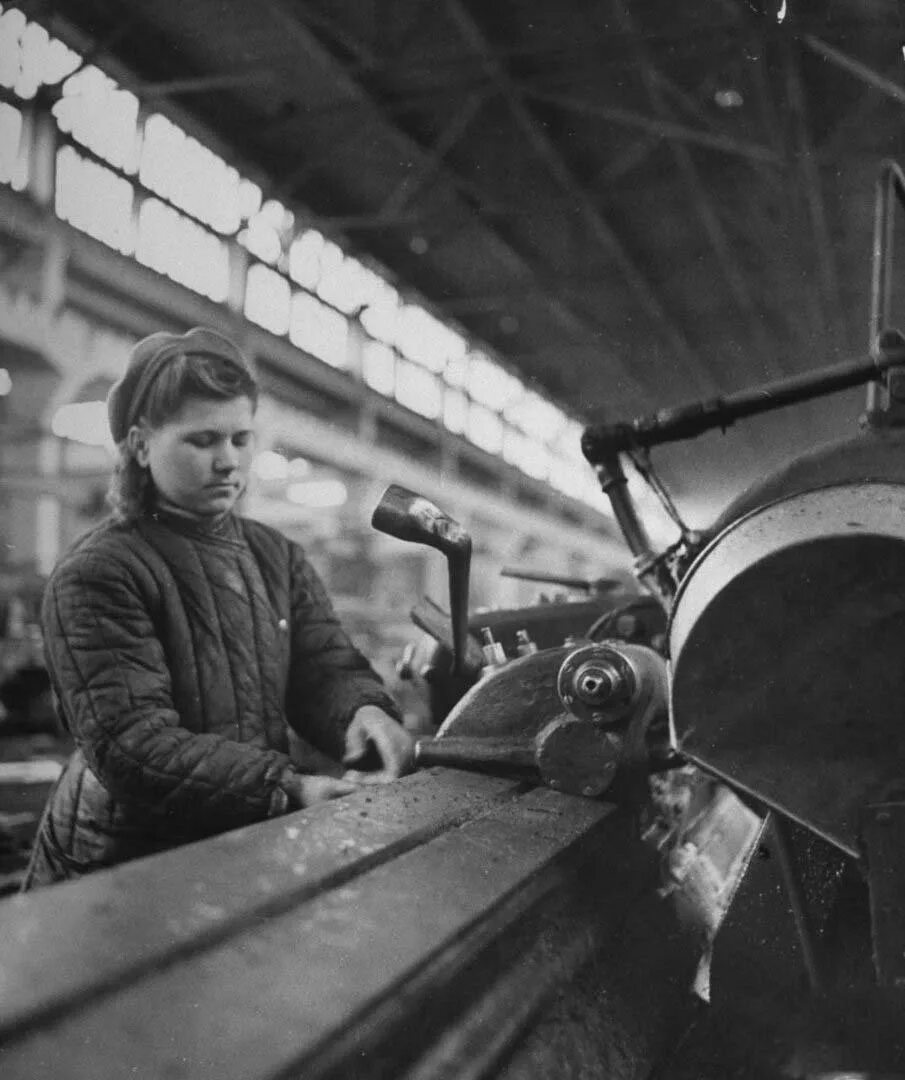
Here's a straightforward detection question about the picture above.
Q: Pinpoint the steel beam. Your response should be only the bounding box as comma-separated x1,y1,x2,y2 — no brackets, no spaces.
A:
377,91,489,219
271,0,652,404
524,89,782,167
440,0,723,399
782,37,844,351
804,34,905,109
610,0,786,385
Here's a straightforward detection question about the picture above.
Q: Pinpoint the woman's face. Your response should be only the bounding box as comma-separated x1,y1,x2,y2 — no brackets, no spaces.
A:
134,395,256,516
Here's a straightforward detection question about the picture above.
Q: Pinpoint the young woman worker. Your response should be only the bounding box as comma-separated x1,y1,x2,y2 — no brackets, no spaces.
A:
24,327,413,888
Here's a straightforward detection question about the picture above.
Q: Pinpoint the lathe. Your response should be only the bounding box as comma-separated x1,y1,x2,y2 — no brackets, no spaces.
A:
2,163,905,1078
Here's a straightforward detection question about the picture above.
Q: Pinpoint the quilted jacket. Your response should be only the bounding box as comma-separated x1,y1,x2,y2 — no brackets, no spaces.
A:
24,509,399,887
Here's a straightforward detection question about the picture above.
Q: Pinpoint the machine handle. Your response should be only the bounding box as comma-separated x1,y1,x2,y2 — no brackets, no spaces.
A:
372,486,473,676
415,735,537,771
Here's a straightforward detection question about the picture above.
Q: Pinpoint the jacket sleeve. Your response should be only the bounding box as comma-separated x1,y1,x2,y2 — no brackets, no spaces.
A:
285,542,401,758
42,550,295,832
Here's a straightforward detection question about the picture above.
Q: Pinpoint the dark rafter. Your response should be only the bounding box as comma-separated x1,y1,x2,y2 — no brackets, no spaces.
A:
277,0,651,406
782,37,844,354
441,0,722,398
376,91,490,220
610,0,786,384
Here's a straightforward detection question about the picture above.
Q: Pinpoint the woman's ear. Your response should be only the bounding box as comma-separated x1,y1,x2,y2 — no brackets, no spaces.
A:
127,424,150,467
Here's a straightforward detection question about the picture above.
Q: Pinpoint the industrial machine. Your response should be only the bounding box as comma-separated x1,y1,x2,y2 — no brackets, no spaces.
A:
364,161,905,1073
1,165,905,1078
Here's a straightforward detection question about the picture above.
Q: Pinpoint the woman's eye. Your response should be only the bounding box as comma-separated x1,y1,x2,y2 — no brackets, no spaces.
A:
187,435,215,448
233,433,251,448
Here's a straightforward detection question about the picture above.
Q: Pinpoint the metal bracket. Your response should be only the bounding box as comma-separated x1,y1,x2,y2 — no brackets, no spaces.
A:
862,798,905,988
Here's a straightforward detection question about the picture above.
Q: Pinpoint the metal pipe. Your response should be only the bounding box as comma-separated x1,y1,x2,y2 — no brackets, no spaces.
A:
582,347,905,461
867,160,905,411
415,735,537,772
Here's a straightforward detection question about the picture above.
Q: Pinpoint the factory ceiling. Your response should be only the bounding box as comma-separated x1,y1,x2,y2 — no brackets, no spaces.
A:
36,0,905,523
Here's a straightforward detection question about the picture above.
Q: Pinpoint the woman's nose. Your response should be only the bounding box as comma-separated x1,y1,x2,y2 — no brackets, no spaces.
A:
214,442,239,472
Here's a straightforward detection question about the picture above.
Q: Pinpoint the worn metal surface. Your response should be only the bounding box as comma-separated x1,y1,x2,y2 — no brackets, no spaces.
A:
670,483,905,855
0,770,702,1080
438,646,574,740
0,770,524,1040
863,799,905,989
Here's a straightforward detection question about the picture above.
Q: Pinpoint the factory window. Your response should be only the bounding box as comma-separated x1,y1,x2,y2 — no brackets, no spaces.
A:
359,282,400,345
288,229,323,289
506,389,565,440
136,198,229,302
3,2,601,512
396,305,461,373
290,290,348,369
395,358,442,419
467,403,504,455
240,196,293,266
322,252,386,317
54,66,140,173
467,350,522,411
0,101,27,189
444,351,469,388
0,6,79,101
503,429,548,481
443,387,468,434
140,113,243,236
55,146,134,256
245,262,291,336
362,341,396,396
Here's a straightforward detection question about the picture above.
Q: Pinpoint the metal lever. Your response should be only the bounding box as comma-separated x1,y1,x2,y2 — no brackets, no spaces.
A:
500,567,621,594
372,485,473,675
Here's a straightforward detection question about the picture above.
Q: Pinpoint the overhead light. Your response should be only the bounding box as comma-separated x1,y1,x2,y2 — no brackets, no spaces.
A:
777,0,787,23
51,401,114,448
287,456,311,478
286,479,348,508
0,368,11,396
714,89,744,109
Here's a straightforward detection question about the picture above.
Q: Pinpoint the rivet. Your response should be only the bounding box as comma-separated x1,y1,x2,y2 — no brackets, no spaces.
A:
876,810,892,825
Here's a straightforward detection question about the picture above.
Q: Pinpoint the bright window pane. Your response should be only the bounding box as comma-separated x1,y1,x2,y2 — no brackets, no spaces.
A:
362,341,396,396
140,113,242,235
395,305,461,372
317,248,385,316
0,101,27,189
467,403,503,454
245,262,291,335
503,428,548,480
443,387,468,434
290,291,349,368
54,66,139,172
136,198,230,302
505,389,566,439
467,350,522,410
240,197,293,264
0,10,79,101
552,419,585,458
359,283,400,344
395,359,442,418
444,351,469,388
288,229,324,289
55,146,134,255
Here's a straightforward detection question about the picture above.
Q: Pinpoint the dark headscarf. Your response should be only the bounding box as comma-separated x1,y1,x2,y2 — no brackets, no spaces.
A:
107,327,253,444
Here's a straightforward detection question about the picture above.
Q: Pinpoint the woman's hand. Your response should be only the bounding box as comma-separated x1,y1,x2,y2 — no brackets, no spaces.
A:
343,705,415,780
280,772,359,810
